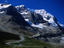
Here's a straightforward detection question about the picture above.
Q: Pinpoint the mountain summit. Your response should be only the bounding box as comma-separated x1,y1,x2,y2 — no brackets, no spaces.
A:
0,4,64,44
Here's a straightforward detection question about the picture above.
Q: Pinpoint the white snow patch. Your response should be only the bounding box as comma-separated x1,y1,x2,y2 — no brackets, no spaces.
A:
31,23,46,29
0,11,5,13
16,5,24,8
20,12,28,14
35,9,46,15
60,24,64,27
0,4,11,9
25,19,29,22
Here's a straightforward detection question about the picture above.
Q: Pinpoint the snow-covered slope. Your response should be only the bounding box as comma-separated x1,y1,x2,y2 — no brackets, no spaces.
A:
0,4,11,9
0,4,64,43
35,9,57,26
15,5,59,27
0,4,11,14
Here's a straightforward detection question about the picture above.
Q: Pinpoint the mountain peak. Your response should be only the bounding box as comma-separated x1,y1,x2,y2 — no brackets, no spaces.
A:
16,5,25,8
0,3,11,9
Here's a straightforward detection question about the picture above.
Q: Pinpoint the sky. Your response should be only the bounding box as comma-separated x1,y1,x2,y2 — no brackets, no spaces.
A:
0,0,64,24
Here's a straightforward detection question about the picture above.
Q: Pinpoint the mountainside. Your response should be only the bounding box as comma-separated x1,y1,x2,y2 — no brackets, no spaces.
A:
0,3,64,46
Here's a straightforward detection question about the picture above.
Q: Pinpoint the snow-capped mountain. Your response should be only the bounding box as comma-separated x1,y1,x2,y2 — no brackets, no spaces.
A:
0,4,11,9
34,9,58,26
15,5,61,27
0,3,39,36
0,4,64,44
0,4,11,13
15,5,28,13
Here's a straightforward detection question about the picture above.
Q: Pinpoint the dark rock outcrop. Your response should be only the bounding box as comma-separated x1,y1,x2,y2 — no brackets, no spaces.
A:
0,4,64,44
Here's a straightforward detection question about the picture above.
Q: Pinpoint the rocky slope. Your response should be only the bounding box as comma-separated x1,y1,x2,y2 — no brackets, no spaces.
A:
0,3,64,45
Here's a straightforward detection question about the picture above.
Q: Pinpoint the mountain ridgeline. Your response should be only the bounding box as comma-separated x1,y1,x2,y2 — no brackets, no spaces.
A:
0,4,64,43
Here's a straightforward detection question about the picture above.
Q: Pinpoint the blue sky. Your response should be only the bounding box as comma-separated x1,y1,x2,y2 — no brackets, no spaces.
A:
0,0,64,24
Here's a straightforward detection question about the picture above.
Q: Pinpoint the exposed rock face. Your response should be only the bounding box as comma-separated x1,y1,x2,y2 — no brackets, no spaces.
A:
0,4,64,44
